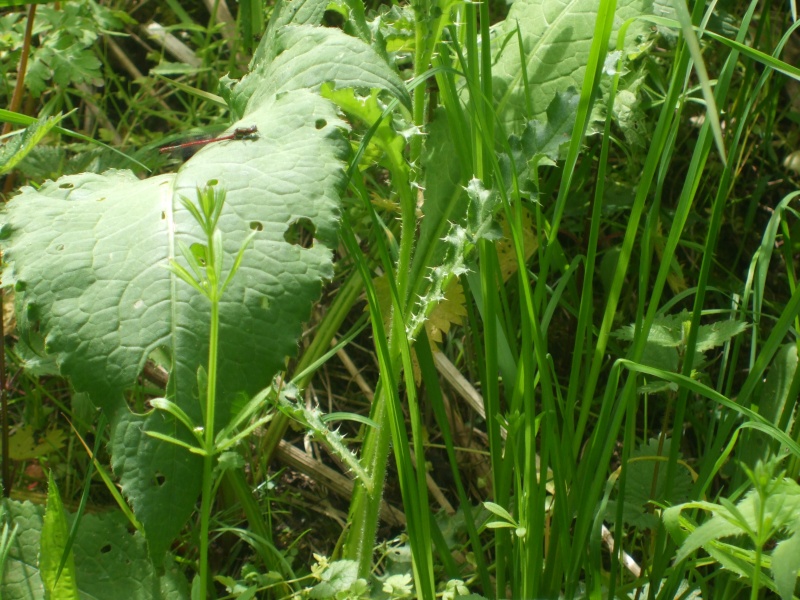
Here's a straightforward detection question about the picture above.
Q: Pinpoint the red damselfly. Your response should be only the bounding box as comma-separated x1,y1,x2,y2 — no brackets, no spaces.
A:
159,125,258,154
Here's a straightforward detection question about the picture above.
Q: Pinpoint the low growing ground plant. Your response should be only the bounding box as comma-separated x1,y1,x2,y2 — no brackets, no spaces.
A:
0,0,799,598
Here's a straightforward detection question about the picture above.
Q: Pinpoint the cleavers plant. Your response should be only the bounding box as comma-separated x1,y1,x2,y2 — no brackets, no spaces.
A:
145,183,263,598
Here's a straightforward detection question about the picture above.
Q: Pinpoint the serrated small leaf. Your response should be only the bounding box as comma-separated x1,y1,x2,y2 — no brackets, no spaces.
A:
40,473,80,600
465,179,502,243
309,559,359,599
695,319,749,353
495,208,538,282
216,451,245,473
606,438,692,530
425,280,467,345
673,506,741,564
506,88,580,182
0,115,61,176
613,313,685,347
8,426,66,461
669,477,800,566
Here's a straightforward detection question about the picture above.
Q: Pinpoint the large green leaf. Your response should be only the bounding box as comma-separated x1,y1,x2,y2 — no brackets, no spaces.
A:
1,60,355,563
491,0,673,134
231,24,411,118
1,499,188,600
251,0,331,67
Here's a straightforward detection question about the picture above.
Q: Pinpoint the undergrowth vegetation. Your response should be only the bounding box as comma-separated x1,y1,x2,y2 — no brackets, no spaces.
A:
0,0,799,598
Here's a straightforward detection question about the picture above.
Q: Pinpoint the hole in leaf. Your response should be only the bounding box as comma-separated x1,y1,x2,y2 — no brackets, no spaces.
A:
283,218,316,249
315,119,327,130
249,221,263,231
100,544,112,554
154,472,166,487
59,182,73,189
161,211,166,220
142,347,170,389
322,9,345,27
14,281,25,292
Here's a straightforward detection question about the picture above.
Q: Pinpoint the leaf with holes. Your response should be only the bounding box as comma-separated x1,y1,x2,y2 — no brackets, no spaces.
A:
0,3,406,560
1,498,188,600
2,91,348,562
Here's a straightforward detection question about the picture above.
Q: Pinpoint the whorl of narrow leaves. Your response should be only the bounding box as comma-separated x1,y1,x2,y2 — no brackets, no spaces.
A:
663,458,800,600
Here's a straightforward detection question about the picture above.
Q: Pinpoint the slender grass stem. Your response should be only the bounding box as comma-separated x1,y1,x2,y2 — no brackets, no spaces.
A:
197,292,220,599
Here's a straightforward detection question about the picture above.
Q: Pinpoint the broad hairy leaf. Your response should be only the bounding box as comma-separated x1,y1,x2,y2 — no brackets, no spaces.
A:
230,24,410,119
250,0,332,67
491,0,673,134
1,498,188,600
2,88,348,560
1,6,406,560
